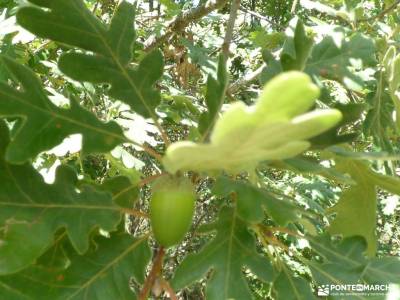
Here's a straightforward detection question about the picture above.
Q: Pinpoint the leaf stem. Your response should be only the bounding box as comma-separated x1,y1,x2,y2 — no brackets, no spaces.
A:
153,119,171,147
139,246,165,300
291,0,299,13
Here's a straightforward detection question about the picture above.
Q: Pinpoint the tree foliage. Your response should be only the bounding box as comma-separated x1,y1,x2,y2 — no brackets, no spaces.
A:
0,0,400,299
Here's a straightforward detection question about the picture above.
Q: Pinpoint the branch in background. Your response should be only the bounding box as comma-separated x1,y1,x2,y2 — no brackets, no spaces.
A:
291,0,299,13
239,6,281,29
138,172,168,187
227,63,266,94
121,208,149,218
129,140,163,161
144,0,229,52
222,0,241,59
358,0,400,22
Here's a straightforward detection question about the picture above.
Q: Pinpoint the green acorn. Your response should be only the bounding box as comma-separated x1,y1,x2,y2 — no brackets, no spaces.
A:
149,177,196,248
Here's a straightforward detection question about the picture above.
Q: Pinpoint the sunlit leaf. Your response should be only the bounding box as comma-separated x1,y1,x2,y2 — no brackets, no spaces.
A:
305,33,376,91
164,71,342,174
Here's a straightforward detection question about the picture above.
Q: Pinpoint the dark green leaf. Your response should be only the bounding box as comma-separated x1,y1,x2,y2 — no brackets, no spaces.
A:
272,271,316,300
261,28,375,90
172,206,274,300
310,103,365,148
0,121,122,274
213,177,299,225
327,158,400,256
274,156,354,184
363,257,400,283
0,56,124,163
260,51,283,83
98,176,139,209
363,79,397,152
305,33,376,91
17,0,164,118
308,235,400,287
0,233,151,299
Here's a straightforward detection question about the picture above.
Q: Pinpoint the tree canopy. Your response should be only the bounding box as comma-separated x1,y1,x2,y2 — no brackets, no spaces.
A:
0,0,400,299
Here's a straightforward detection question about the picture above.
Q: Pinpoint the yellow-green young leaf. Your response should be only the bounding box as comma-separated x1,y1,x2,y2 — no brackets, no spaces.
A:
163,71,342,174
327,158,400,256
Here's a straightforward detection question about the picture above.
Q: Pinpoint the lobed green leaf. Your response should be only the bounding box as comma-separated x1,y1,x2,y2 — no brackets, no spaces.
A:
0,233,151,300
0,57,124,163
17,0,164,118
172,206,274,300
327,158,400,256
0,121,123,274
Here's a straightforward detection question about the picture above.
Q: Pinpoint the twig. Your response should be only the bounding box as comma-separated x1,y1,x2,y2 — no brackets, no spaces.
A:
120,208,149,218
160,278,179,300
267,226,303,238
139,172,168,187
222,0,241,59
239,6,281,29
144,0,229,52
291,0,299,13
199,0,241,142
91,1,99,13
155,121,171,147
139,247,165,300
129,140,163,161
358,0,400,22
226,63,266,94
